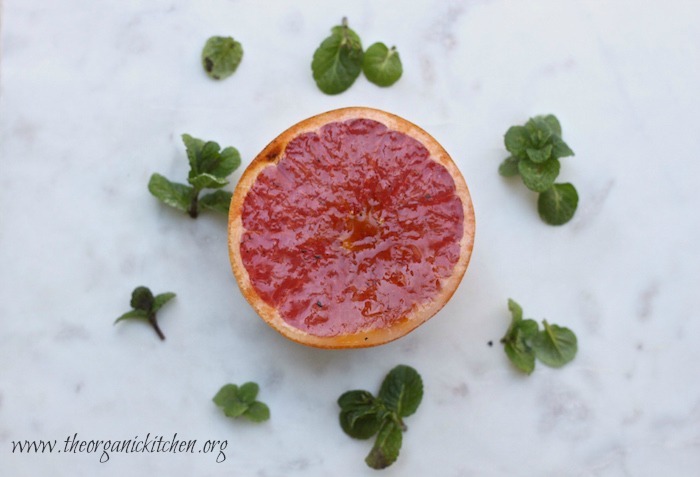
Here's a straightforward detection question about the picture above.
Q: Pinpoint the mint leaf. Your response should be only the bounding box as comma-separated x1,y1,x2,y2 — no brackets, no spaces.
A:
525,145,553,164
182,134,206,172
504,125,529,159
312,18,364,95
130,286,154,311
188,172,229,190
213,146,242,178
243,401,270,422
518,157,561,193
508,298,523,321
550,135,574,159
538,183,578,225
365,420,402,470
340,407,382,440
114,309,148,324
503,320,538,374
540,114,562,136
202,36,243,80
532,320,578,367
498,156,520,177
214,382,269,422
525,117,553,147
116,286,174,341
362,42,402,87
200,190,232,214
152,292,176,313
378,365,423,418
148,174,193,213
237,382,259,404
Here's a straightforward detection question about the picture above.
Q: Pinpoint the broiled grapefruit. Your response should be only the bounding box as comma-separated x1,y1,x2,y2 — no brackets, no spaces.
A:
228,107,475,348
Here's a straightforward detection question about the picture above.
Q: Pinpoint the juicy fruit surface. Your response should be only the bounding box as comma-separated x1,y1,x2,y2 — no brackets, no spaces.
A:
240,118,464,337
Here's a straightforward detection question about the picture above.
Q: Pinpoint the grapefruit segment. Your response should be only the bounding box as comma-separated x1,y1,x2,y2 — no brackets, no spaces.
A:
228,107,475,348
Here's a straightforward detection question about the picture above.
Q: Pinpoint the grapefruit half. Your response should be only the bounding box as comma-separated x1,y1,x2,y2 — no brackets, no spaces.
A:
228,107,475,348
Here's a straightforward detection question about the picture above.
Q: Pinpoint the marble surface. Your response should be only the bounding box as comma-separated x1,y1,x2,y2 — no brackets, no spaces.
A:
2,0,700,475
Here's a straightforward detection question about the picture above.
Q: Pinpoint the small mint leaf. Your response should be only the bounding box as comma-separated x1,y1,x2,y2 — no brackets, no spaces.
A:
340,406,382,440
238,382,259,404
182,134,206,172
188,172,229,190
148,174,193,213
244,401,270,422
211,146,241,178
504,125,530,159
213,384,239,408
508,298,523,322
525,144,553,164
518,157,560,193
498,156,520,177
537,183,578,225
539,114,562,136
550,135,575,159
200,190,232,214
525,118,553,147
532,320,578,368
152,292,176,313
503,319,539,374
312,19,364,95
378,365,423,418
202,36,243,80
365,420,402,470
114,309,148,324
130,286,154,311
362,43,402,87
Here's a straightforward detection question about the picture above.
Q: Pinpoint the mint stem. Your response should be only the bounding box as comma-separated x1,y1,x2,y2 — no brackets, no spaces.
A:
188,189,200,218
148,313,166,340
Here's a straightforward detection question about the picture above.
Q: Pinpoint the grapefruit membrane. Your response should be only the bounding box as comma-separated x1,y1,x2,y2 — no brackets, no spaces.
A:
228,107,475,348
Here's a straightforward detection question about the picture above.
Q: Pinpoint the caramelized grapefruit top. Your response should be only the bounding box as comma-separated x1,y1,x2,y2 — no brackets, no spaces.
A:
229,107,475,348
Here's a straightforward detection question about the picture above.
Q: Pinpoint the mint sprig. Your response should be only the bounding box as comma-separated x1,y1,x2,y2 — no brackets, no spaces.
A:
115,286,176,341
338,365,423,470
148,134,240,218
500,299,578,374
213,382,270,423
201,36,243,80
499,115,578,225
312,18,403,94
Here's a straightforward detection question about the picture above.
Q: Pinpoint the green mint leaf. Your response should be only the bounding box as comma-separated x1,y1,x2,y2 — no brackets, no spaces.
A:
508,298,523,322
503,319,539,374
238,382,259,404
539,114,562,136
213,384,239,407
212,146,242,178
182,134,206,172
362,42,402,87
504,125,530,159
130,286,154,311
537,183,579,225
148,174,193,213
518,157,561,193
338,390,376,410
188,172,229,190
532,320,578,368
196,141,224,175
550,135,575,159
243,401,270,422
525,144,553,164
378,365,423,418
365,420,402,470
312,18,364,95
340,407,383,440
202,36,243,80
152,292,176,313
114,309,149,324
525,118,553,147
498,156,520,177
200,190,232,214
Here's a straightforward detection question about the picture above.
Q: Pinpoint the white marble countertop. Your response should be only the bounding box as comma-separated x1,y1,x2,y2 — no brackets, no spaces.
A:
2,1,699,475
